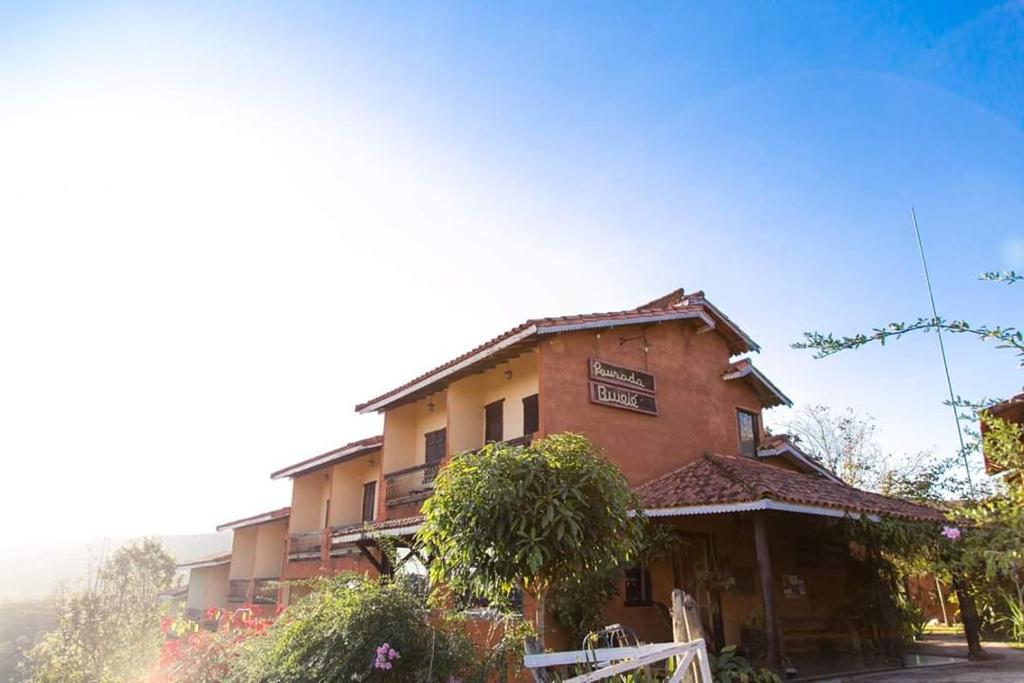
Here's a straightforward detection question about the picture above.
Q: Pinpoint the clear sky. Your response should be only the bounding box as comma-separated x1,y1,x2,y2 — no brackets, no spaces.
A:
0,1,1021,550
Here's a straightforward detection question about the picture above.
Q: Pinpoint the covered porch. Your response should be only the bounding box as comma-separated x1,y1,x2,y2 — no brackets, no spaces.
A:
624,452,945,678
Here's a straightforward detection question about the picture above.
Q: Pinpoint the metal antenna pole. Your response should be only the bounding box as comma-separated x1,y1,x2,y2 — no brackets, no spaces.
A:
911,207,975,497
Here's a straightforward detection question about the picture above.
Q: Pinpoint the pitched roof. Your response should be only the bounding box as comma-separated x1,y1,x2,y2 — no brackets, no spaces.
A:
177,551,232,570
355,288,760,413
723,358,792,408
216,506,291,532
757,433,842,482
636,452,944,522
270,435,383,480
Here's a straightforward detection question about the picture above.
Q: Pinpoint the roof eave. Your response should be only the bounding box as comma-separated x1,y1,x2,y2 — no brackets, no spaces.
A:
643,499,883,522
271,443,381,480
355,324,539,414
215,508,290,532
757,444,844,483
723,363,792,408
699,297,760,354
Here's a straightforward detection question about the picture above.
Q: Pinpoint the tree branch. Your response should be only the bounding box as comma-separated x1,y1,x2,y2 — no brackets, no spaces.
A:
792,317,1024,365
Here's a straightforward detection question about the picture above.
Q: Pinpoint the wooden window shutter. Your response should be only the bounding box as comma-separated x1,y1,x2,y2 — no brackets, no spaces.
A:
361,481,376,522
522,394,539,435
485,400,504,443
425,428,446,464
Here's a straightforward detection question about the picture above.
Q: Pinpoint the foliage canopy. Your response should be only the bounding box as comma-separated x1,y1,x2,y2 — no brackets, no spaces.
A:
417,433,644,640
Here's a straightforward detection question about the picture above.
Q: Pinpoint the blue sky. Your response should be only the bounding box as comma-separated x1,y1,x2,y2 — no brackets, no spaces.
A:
0,1,1021,545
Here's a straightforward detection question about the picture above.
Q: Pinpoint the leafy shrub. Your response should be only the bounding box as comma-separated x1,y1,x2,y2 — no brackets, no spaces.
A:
995,591,1024,643
709,646,780,683
549,564,622,646
230,574,475,682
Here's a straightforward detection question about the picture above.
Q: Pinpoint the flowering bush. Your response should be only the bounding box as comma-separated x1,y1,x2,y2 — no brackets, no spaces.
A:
148,604,275,683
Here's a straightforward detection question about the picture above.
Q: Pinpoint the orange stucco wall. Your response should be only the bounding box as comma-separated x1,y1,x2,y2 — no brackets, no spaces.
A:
281,550,381,582
229,518,287,580
538,321,764,485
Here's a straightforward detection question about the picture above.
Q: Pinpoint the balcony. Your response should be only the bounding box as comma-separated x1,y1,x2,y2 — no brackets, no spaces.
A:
384,462,440,507
287,530,325,561
227,579,249,604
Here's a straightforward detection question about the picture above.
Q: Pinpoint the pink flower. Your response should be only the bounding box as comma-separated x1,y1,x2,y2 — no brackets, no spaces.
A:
942,526,961,540
374,642,400,670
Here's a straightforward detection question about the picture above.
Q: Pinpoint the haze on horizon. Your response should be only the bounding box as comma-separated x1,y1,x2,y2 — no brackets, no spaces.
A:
0,1,1021,552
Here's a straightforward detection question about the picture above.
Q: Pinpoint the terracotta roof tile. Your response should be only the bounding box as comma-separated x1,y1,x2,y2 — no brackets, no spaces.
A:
331,514,424,537
636,453,944,522
355,288,758,413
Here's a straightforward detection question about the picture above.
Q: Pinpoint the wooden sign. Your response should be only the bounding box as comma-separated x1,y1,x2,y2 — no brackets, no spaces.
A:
589,381,658,416
589,358,656,393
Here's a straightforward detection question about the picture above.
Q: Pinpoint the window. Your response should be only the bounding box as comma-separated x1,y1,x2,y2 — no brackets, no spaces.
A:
737,409,759,458
522,394,539,435
485,400,504,443
361,481,377,522
425,428,446,464
228,579,249,604
252,579,278,605
624,565,652,605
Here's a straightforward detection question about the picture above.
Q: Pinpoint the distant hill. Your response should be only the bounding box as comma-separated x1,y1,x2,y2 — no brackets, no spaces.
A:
0,533,231,600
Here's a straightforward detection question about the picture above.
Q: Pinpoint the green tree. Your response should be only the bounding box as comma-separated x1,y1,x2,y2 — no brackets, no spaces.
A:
23,538,176,683
417,432,644,646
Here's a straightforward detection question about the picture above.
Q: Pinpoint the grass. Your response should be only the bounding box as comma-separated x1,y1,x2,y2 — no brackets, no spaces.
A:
922,624,964,635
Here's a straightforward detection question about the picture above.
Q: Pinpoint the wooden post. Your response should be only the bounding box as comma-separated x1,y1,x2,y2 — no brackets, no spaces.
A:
934,576,949,626
952,575,985,659
320,527,331,565
753,513,782,672
671,589,688,643
672,589,705,683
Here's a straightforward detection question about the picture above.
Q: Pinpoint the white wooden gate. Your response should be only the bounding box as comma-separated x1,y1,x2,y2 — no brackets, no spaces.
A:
522,588,713,682
523,637,712,682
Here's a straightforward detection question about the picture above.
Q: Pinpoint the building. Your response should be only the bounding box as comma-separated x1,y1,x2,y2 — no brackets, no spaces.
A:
188,287,943,674
270,436,385,585
180,507,290,618
179,552,232,620
216,507,290,612
981,391,1024,477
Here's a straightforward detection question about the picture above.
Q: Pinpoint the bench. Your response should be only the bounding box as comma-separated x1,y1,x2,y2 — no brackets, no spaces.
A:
780,616,861,654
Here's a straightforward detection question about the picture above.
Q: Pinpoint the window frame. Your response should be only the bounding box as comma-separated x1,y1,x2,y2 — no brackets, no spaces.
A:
484,399,504,443
425,428,447,464
623,564,653,606
736,408,760,458
361,481,377,522
522,393,539,436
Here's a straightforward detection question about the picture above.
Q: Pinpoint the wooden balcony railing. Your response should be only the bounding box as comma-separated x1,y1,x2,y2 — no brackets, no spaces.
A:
287,530,325,560
384,462,440,507
383,436,533,508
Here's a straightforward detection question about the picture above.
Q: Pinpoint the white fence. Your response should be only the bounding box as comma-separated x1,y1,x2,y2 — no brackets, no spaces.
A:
523,637,712,682
523,589,713,682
